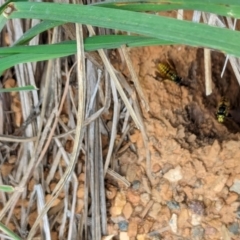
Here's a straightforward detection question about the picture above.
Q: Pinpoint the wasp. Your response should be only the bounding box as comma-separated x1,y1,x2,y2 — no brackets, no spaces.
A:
216,97,230,123
157,62,183,85
155,62,185,111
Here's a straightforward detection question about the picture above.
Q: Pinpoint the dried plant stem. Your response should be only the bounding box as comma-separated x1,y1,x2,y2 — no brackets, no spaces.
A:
104,77,119,175
107,169,131,187
140,200,154,218
0,135,37,142
120,45,149,111
204,48,212,96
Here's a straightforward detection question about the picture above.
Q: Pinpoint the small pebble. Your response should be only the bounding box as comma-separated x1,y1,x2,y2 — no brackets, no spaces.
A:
134,206,143,213
191,214,202,226
152,163,161,173
163,165,183,182
136,234,145,240
111,216,125,224
106,185,117,200
140,193,150,205
188,200,205,215
118,220,129,231
214,198,224,212
123,202,133,220
177,127,185,138
191,225,205,240
230,179,240,194
226,192,238,205
110,192,126,216
194,178,203,188
204,226,217,236
132,180,141,190
119,232,129,240
149,203,161,220
169,213,178,233
167,200,180,210
148,232,162,240
161,163,173,174
128,220,138,237
228,222,240,235
187,134,196,143
127,190,140,205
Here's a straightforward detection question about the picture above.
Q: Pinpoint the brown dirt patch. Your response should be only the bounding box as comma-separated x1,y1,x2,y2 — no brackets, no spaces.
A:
107,45,240,239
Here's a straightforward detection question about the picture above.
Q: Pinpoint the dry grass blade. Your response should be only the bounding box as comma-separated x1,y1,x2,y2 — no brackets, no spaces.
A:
35,185,51,239
103,70,111,113
84,139,89,240
85,59,103,239
228,57,240,85
177,9,183,20
67,173,78,240
204,48,212,96
120,45,149,111
98,122,108,236
0,135,37,142
192,10,201,23
48,141,78,240
202,13,214,96
84,107,105,126
83,60,110,239
45,148,62,187
140,199,154,218
107,169,130,187
104,76,119,174
221,18,240,84
114,123,131,155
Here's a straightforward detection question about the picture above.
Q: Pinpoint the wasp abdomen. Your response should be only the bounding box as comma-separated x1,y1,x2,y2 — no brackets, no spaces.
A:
216,97,230,123
157,63,182,85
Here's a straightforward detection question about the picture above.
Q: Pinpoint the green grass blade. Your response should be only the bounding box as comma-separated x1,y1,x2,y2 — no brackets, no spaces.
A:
0,14,8,32
0,53,73,74
93,0,240,18
85,35,175,50
0,185,15,192
0,40,76,56
0,85,37,93
0,222,21,240
6,2,240,57
14,20,63,45
0,36,175,73
0,36,174,55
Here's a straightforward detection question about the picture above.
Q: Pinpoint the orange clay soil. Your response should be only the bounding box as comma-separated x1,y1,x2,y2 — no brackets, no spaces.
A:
106,45,240,240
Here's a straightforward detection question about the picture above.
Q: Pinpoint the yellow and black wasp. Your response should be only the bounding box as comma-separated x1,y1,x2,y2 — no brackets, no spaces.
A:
216,97,230,123
155,62,187,112
157,62,183,85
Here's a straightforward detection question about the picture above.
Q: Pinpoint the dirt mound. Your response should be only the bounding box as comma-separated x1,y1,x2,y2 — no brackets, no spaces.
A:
107,45,240,239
